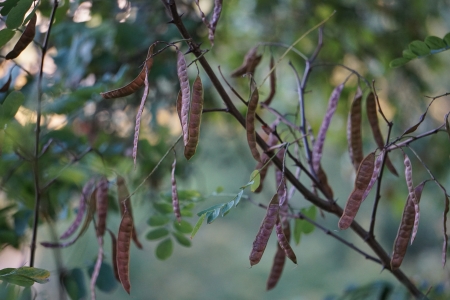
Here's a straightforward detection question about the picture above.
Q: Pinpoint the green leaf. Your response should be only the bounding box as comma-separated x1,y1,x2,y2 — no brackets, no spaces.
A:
0,274,34,287
408,40,430,56
424,36,446,50
146,228,169,240
5,0,33,29
87,262,118,293
234,189,244,207
147,215,170,227
443,33,450,46
173,220,193,234
172,231,191,247
0,0,19,17
402,49,417,60
215,186,224,193
61,268,87,300
300,206,316,234
13,267,50,284
18,287,31,300
0,29,15,49
197,203,225,216
153,202,173,214
190,213,206,239
206,208,221,224
250,170,260,192
389,57,410,68
155,238,173,260
220,200,234,217
0,91,24,127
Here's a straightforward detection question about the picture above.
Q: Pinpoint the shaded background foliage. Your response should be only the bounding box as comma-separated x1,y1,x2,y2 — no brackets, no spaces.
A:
0,0,449,299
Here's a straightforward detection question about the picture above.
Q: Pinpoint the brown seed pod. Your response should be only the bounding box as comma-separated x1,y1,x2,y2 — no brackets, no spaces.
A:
317,164,334,200
117,210,133,294
107,229,120,282
338,152,375,230
95,177,109,237
246,87,261,162
171,156,181,224
177,50,191,146
266,244,286,290
275,215,296,264
230,46,262,77
366,92,398,176
60,178,97,240
347,87,363,171
184,75,204,160
132,68,150,168
275,148,287,206
5,14,36,60
262,56,276,106
117,176,143,249
390,191,415,270
403,154,420,244
361,151,384,202
249,194,279,266
312,84,344,174
208,0,223,46
101,44,154,99
266,201,290,290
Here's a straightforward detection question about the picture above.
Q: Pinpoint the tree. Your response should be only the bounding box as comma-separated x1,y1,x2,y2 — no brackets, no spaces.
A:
0,0,449,299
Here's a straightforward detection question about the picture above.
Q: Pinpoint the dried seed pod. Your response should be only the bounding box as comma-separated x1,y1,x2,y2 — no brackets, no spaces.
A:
246,87,261,162
107,229,120,282
317,164,334,200
117,210,133,294
60,178,97,240
95,177,109,237
117,176,143,249
275,215,296,264
361,151,384,202
338,152,375,230
403,154,419,244
101,44,154,99
312,84,344,174
266,244,286,290
347,87,363,171
366,92,398,176
177,50,191,146
230,47,262,77
267,202,290,290
184,75,204,160
5,14,36,60
391,192,415,270
249,194,279,266
90,236,104,300
262,56,276,106
132,68,150,167
208,0,223,46
171,156,181,224
275,148,287,206
411,182,425,244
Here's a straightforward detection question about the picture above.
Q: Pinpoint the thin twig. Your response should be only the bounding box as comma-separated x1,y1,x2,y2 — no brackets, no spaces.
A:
30,0,59,268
